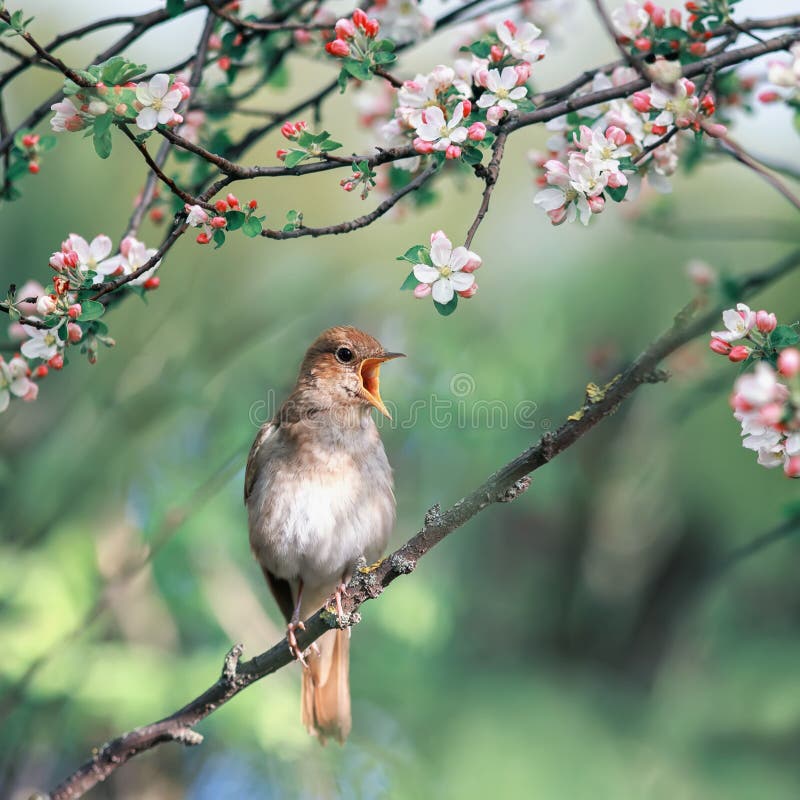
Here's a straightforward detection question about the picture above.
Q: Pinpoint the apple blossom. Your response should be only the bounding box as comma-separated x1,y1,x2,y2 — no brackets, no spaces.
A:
0,356,33,413
21,324,62,360
185,204,209,227
414,105,468,152
476,67,528,112
611,1,648,39
496,20,548,62
134,74,183,131
755,310,777,334
101,235,161,286
412,233,477,305
369,0,433,44
711,303,756,343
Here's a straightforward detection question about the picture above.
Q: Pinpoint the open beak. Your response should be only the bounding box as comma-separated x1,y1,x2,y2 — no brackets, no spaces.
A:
359,352,404,420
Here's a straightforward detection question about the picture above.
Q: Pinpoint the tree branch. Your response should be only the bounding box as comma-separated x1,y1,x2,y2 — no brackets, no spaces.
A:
45,247,800,800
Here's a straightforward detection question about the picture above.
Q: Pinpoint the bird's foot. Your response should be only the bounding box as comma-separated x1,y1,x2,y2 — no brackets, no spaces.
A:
287,620,308,667
334,580,349,625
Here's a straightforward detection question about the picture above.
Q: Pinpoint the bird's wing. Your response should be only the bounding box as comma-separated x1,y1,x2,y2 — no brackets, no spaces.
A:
244,421,276,504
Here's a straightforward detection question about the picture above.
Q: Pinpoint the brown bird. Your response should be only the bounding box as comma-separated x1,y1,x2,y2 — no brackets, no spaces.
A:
245,326,402,743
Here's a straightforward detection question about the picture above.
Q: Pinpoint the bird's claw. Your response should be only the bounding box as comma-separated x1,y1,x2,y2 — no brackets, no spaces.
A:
287,620,308,667
334,581,348,625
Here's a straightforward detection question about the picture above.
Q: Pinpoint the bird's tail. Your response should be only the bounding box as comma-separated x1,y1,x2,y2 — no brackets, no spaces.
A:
301,627,351,744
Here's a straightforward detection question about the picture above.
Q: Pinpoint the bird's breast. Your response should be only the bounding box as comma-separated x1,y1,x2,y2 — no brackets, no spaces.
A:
247,420,395,587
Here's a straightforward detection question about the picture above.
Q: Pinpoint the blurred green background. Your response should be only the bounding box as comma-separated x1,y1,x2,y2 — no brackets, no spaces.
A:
2,1,800,798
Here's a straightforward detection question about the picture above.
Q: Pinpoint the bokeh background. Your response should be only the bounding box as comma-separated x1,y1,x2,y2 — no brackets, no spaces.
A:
2,1,800,798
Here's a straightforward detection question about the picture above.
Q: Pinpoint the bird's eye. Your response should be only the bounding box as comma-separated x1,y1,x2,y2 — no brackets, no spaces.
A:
335,346,354,364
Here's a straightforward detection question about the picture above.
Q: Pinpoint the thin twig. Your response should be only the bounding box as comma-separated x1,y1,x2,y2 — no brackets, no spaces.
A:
465,132,507,249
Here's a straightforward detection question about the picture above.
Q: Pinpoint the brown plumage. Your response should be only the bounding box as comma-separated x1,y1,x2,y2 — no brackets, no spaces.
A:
245,326,402,743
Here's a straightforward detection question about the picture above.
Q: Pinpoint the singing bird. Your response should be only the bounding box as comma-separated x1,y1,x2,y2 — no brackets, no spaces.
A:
245,326,403,743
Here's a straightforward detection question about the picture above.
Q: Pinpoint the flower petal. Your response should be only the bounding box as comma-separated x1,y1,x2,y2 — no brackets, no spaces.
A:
449,246,469,270
148,73,170,99
413,263,440,283
89,235,112,261
430,235,453,268
136,107,158,131
450,271,475,291
432,277,454,304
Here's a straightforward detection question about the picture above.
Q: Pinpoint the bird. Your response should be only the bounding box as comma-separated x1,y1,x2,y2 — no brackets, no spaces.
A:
245,325,403,743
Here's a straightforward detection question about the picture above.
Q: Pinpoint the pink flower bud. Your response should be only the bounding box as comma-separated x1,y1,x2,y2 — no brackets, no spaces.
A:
547,207,568,226
634,37,651,52
413,283,432,299
445,144,462,160
669,8,681,26
728,345,751,362
606,170,627,188
325,39,350,57
335,17,356,38
217,55,231,71
276,148,289,160
48,353,64,370
210,216,226,229
514,63,532,85
587,194,605,214
474,68,489,88
114,103,128,116
413,137,435,154
352,9,369,28
758,90,781,103
196,232,211,244
67,303,82,319
490,44,504,62
605,126,627,146
709,338,731,355
649,5,666,27
462,252,482,273
467,122,487,141
486,105,506,125
632,91,651,112
362,17,380,37
294,29,312,45
458,283,478,298
173,80,191,100
21,134,39,148
341,181,355,192
778,347,800,377
756,310,777,334
502,19,518,36
462,99,472,117
67,322,82,342
785,456,800,478
226,193,239,208
688,42,706,57
208,33,222,50
36,295,57,316
281,121,297,139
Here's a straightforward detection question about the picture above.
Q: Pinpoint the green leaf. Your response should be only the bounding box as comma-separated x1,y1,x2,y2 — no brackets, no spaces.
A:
342,59,372,81
659,26,689,40
242,216,262,237
166,0,185,16
337,68,349,94
77,300,105,321
372,51,397,65
771,325,800,348
397,245,428,265
284,149,308,169
606,184,628,203
467,41,491,58
434,295,458,316
213,229,226,248
318,139,342,152
399,271,419,291
225,210,246,231
461,146,483,166
92,114,113,159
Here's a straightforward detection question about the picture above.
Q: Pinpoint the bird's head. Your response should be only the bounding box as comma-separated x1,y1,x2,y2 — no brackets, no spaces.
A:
297,326,404,420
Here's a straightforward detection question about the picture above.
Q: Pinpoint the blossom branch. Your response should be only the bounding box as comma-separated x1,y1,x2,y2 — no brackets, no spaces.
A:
44,247,800,800
464,131,507,249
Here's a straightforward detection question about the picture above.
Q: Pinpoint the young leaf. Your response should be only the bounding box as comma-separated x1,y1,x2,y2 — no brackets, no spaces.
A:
77,300,106,321
225,210,246,231
92,114,113,159
242,216,263,237
397,245,428,265
284,149,308,169
213,229,226,248
771,325,800,348
399,271,419,291
166,0,186,16
434,295,458,316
